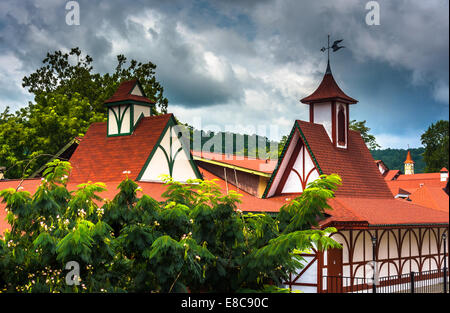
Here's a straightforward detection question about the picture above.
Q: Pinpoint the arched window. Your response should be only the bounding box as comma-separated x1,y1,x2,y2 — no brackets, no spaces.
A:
338,106,345,145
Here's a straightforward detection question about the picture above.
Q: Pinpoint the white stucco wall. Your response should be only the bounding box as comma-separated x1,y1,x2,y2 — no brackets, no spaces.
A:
327,228,444,281
131,84,143,96
108,105,131,135
282,248,318,293
133,104,151,126
139,126,198,182
314,102,332,141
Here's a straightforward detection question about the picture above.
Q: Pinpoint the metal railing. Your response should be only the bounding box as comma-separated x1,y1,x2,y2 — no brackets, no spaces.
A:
322,268,449,293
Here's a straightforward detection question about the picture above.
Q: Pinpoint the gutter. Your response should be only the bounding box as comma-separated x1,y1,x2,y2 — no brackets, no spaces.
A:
193,156,272,178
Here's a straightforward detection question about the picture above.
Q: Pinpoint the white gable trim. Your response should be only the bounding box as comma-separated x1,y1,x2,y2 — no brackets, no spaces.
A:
139,124,200,183
281,145,320,194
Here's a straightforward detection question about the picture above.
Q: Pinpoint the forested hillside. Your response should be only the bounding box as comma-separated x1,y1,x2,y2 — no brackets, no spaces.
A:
370,148,426,173
188,127,427,174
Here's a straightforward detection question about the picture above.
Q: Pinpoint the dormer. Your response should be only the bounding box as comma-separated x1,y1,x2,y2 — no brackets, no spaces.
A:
300,61,357,149
105,80,155,137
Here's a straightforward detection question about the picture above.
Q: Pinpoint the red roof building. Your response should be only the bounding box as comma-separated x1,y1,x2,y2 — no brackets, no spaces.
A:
382,151,449,212
1,68,448,293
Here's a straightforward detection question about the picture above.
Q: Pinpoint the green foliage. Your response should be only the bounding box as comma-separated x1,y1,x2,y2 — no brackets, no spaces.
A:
349,120,380,150
22,48,168,115
0,48,169,179
278,135,288,157
0,161,342,293
421,120,449,172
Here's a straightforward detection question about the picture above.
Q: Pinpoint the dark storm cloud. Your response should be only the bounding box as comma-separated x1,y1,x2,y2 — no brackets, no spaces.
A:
0,0,448,148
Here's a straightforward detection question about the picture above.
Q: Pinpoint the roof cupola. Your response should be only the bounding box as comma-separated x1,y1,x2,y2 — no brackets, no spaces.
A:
105,79,155,137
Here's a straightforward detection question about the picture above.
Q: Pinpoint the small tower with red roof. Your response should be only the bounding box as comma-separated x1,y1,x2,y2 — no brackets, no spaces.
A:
404,150,415,175
105,79,155,137
300,60,357,149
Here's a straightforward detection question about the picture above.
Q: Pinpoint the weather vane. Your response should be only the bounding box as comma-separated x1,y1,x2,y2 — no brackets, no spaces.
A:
321,34,345,64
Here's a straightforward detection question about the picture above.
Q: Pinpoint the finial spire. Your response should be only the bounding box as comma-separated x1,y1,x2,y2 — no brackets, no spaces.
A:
326,58,332,74
321,35,345,75
328,34,330,65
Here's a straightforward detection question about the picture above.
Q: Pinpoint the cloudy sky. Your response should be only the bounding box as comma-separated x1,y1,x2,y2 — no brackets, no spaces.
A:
0,0,448,148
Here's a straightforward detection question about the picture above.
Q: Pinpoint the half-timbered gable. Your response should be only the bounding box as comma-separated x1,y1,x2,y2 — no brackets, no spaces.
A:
263,120,393,199
137,118,202,182
263,122,321,198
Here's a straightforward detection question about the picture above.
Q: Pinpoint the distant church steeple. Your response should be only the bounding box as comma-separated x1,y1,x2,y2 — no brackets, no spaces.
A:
404,150,415,175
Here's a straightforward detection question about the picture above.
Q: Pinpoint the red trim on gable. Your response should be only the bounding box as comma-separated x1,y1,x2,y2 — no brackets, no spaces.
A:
272,129,320,195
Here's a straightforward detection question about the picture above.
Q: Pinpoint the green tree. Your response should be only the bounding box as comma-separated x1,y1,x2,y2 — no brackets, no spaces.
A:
0,93,105,179
421,120,449,172
0,160,341,293
0,108,31,179
370,148,426,173
22,47,168,114
349,120,380,150
278,135,288,157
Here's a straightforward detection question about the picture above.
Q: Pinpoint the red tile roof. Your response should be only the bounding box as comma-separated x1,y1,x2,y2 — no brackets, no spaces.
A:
320,197,449,227
104,80,155,105
386,173,446,196
295,120,393,198
68,114,174,183
192,150,277,174
300,71,357,104
396,173,442,181
384,170,400,181
397,188,411,195
408,186,449,212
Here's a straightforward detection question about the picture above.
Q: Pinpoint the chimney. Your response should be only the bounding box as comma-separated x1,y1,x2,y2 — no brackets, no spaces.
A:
0,167,5,180
440,167,449,182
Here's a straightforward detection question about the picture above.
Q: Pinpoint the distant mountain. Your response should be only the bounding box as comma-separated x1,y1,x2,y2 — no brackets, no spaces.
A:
370,148,426,173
